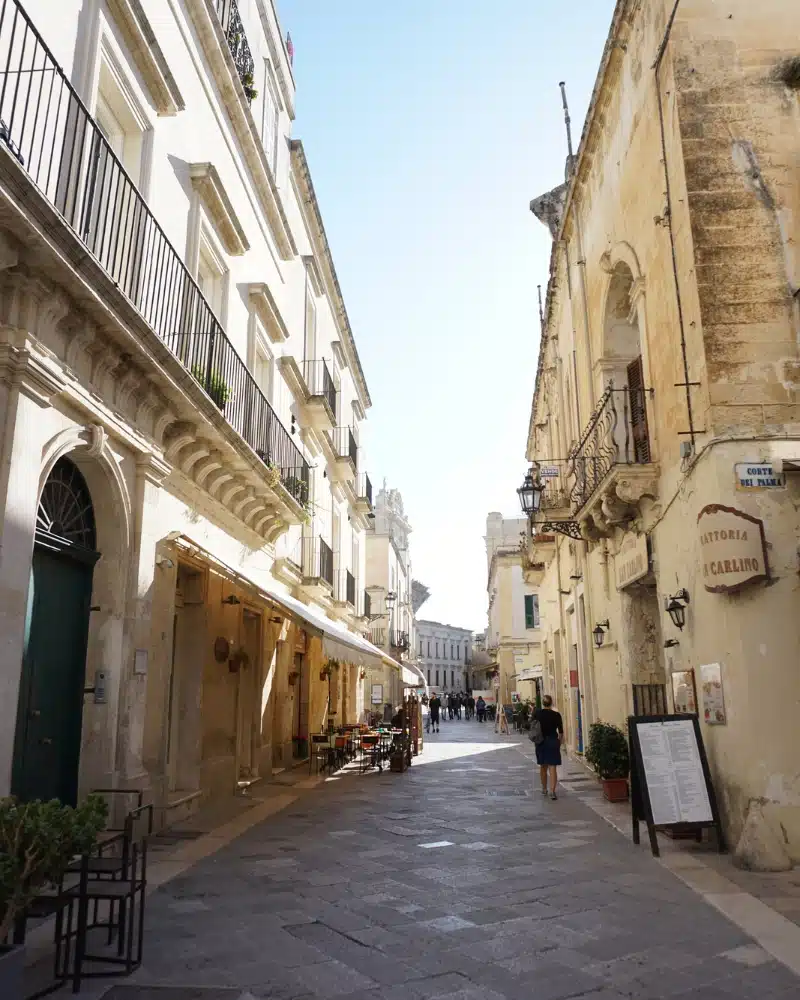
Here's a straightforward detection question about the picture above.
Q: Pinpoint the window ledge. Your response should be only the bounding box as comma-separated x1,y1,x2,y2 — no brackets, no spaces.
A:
249,282,288,342
107,0,185,115
190,162,249,256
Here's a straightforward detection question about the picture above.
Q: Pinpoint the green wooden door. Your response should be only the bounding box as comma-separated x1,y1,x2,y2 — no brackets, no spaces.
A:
12,546,94,805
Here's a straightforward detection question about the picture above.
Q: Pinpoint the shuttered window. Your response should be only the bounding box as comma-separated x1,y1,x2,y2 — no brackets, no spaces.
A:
627,356,651,464
524,594,540,629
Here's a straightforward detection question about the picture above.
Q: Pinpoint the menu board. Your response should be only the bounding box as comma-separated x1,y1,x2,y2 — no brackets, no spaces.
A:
635,719,713,826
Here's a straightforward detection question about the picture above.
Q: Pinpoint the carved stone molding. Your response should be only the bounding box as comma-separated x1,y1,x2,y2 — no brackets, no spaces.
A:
107,0,186,116
164,422,197,463
0,265,70,345
193,451,224,489
189,162,249,255
0,339,66,407
578,466,659,540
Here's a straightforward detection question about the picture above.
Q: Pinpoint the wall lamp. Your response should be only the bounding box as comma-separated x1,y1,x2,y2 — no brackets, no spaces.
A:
592,620,610,648
665,589,690,630
517,469,544,516
664,638,680,649
222,594,241,606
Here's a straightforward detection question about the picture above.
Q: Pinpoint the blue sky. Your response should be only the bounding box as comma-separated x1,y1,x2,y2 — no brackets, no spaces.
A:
278,1,614,631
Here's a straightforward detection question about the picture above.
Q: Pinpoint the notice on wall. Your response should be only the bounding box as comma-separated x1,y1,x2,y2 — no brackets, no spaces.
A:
635,719,713,826
700,662,727,725
671,670,697,715
370,684,383,705
735,463,786,491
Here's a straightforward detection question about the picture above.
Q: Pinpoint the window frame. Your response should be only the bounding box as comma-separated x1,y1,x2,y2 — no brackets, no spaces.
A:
524,594,540,630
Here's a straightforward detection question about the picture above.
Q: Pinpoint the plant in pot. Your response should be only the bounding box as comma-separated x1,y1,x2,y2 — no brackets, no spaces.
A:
585,721,630,802
191,364,232,411
0,795,108,997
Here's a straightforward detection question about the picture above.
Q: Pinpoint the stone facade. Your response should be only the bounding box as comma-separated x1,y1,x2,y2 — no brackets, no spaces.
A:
485,513,544,706
416,620,472,695
525,0,800,864
0,0,389,824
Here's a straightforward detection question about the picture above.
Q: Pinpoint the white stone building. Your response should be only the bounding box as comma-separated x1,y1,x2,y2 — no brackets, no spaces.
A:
0,0,398,820
416,621,472,695
485,513,544,705
364,484,424,712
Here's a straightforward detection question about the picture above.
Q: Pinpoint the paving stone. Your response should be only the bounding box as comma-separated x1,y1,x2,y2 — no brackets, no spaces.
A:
50,724,800,1000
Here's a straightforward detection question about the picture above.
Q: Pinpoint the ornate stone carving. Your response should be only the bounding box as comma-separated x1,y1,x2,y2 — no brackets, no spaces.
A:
82,424,108,458
163,422,197,463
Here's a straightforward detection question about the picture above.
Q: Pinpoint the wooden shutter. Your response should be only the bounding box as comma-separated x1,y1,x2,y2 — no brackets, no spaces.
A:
627,356,651,464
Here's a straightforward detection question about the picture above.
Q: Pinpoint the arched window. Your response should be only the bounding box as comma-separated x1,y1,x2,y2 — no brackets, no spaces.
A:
37,457,97,551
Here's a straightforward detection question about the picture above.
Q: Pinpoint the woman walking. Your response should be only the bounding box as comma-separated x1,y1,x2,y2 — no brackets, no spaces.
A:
534,695,564,800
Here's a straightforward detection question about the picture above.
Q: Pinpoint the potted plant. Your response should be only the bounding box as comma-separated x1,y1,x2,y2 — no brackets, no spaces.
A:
585,721,630,802
191,364,232,410
0,795,107,997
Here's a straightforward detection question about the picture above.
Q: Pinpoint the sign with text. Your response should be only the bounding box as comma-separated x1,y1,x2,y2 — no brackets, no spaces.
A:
370,684,383,705
615,532,649,590
629,714,724,857
735,463,786,491
698,504,768,594
538,466,561,479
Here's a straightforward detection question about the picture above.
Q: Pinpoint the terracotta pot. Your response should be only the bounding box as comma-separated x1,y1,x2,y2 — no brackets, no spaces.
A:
602,777,629,802
0,944,25,1000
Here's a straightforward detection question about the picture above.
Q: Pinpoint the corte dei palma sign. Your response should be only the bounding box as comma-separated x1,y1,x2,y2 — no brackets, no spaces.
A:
698,504,768,594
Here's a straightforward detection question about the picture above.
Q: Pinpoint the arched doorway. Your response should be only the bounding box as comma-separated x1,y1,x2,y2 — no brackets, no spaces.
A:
12,457,100,805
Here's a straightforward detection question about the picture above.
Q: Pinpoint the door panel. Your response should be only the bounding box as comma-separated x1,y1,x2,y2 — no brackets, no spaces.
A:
627,356,651,464
13,547,93,804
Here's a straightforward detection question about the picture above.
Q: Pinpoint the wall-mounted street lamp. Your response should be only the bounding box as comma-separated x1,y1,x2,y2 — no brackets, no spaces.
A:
517,470,544,516
665,589,690,631
366,589,397,623
592,620,610,648
221,594,241,606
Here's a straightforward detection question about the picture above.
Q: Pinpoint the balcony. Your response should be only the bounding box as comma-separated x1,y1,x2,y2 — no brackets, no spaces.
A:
333,569,356,609
568,383,658,539
331,426,358,470
280,357,338,434
355,473,373,514
301,536,334,593
213,0,256,101
0,0,308,527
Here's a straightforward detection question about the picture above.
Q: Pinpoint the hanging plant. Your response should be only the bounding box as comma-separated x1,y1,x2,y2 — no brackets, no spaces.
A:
359,669,367,681
288,670,300,686
320,657,340,681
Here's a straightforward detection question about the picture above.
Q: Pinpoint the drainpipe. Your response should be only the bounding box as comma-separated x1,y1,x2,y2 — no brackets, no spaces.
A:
654,0,696,449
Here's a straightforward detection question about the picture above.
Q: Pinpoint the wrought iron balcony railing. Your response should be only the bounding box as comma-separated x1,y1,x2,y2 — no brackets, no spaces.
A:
303,360,337,419
213,0,256,101
334,569,356,607
568,382,653,513
0,0,308,503
356,473,373,507
301,536,334,588
331,426,358,468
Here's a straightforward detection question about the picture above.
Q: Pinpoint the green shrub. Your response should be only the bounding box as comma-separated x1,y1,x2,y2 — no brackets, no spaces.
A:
191,364,232,408
0,795,108,941
585,721,630,780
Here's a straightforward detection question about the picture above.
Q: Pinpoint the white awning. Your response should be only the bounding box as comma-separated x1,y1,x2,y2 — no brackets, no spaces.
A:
261,586,398,673
402,662,428,692
169,534,395,673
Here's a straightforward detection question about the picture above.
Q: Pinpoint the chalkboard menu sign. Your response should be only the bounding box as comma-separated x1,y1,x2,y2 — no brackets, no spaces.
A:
629,714,724,857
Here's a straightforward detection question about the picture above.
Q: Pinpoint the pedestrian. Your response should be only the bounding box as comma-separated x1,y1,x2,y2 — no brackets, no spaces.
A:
456,694,462,720
534,694,564,800
467,694,475,720
448,694,455,721
429,693,441,733
476,695,486,723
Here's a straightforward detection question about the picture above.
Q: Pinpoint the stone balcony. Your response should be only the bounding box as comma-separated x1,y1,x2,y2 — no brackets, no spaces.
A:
568,384,659,540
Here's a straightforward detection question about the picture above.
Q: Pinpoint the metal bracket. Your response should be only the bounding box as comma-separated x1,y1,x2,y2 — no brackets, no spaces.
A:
537,520,583,540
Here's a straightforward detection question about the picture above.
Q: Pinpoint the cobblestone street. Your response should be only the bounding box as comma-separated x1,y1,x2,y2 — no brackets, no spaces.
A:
92,724,800,1000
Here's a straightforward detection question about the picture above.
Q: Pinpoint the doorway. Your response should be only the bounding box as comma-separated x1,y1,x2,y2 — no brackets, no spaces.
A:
12,458,99,804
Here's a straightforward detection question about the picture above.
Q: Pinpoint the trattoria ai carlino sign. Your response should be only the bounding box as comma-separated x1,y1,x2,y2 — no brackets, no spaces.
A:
697,504,769,594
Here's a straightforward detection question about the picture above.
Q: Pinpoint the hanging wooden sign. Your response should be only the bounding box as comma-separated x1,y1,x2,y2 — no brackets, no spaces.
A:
697,504,768,594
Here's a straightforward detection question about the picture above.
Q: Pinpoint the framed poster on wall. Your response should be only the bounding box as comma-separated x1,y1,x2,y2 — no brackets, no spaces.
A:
370,684,383,705
671,670,697,715
700,663,726,725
